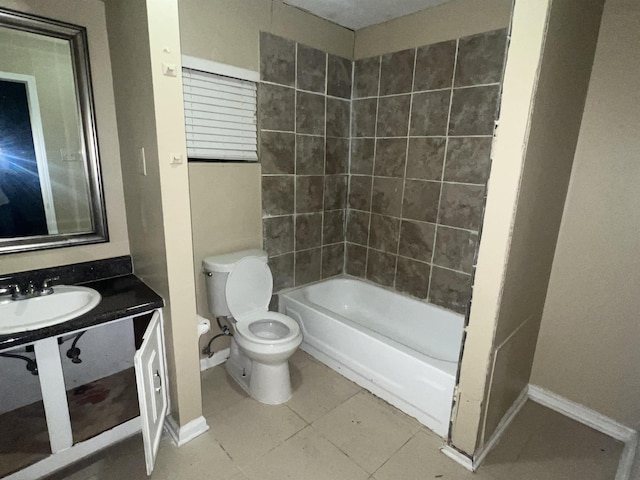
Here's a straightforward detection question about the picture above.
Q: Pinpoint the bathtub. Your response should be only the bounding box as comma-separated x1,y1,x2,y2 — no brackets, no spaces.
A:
279,276,464,437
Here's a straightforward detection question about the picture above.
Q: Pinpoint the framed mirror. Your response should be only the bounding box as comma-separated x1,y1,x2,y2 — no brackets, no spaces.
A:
0,8,108,254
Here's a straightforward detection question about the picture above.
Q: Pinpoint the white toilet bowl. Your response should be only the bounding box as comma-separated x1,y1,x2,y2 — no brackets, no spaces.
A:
203,252,302,405
231,311,302,404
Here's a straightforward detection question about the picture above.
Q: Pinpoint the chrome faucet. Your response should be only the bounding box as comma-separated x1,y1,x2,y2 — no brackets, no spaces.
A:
40,277,59,296
0,276,59,300
0,284,20,298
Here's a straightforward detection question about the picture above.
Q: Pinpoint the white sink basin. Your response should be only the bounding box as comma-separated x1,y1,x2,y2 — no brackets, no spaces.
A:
0,285,101,335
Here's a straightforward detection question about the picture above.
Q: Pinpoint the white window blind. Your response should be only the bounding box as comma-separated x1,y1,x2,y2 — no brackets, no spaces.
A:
183,68,258,161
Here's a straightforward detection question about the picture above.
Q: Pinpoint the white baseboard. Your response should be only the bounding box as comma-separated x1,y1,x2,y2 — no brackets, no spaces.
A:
528,385,638,480
200,348,230,371
164,415,209,447
473,385,529,470
440,445,474,471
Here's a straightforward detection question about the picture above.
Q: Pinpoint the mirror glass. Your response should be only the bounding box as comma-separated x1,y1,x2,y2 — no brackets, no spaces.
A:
0,9,107,254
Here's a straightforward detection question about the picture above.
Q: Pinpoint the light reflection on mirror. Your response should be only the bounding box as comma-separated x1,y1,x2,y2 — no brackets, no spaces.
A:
0,9,107,254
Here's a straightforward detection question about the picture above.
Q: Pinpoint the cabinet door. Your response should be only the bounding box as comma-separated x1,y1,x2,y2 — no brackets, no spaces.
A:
134,311,167,475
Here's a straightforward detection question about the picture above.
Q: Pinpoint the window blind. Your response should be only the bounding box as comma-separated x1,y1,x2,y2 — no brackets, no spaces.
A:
183,68,258,161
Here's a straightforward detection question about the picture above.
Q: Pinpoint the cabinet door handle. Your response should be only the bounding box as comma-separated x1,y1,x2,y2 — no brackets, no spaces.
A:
153,370,162,393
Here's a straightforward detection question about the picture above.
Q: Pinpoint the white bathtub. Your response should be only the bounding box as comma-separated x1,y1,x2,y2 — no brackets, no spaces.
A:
279,277,464,437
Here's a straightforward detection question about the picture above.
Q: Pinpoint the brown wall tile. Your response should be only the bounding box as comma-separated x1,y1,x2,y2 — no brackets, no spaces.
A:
410,90,451,136
395,257,430,298
263,216,294,256
377,95,411,137
366,249,396,287
326,137,349,174
262,176,294,215
297,91,326,135
455,29,507,88
369,214,400,253
346,243,367,277
380,49,415,95
323,210,345,245
371,177,403,216
260,32,295,86
322,243,344,278
327,54,352,99
374,138,408,177
261,131,295,174
429,267,471,314
444,137,492,184
295,248,321,285
402,179,440,222
346,209,370,245
448,85,500,136
296,135,325,175
438,183,485,229
296,176,324,213
350,139,375,175
295,213,322,250
269,253,294,291
297,43,326,93
353,56,380,98
398,220,435,262
259,84,295,131
406,137,446,180
433,226,478,273
414,40,456,91
348,175,372,211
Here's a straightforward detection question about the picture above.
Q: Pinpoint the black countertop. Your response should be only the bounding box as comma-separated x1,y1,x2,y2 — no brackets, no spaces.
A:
0,274,164,350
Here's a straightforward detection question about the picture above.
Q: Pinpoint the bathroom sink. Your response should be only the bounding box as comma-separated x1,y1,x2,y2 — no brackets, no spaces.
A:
0,286,101,335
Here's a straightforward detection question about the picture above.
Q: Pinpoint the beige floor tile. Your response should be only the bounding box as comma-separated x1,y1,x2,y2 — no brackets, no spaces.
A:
480,401,554,477
243,426,369,480
312,390,420,474
209,396,307,466
481,401,623,480
287,361,361,423
289,349,314,371
151,430,240,480
374,430,496,480
200,365,249,418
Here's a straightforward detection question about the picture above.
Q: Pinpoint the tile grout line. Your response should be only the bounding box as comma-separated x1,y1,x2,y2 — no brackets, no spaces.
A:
319,48,329,284
363,54,382,281
350,80,502,101
427,38,460,304
344,55,356,277
293,42,299,289
393,48,418,292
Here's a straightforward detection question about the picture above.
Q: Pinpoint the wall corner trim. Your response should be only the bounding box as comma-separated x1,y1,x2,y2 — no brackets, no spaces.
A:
164,414,210,447
440,445,474,471
528,385,638,480
473,384,529,470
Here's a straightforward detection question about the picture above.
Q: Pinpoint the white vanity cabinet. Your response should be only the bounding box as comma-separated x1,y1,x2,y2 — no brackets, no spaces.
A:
0,309,168,479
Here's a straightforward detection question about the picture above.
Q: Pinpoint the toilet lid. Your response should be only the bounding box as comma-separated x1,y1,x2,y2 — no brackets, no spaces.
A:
225,257,273,318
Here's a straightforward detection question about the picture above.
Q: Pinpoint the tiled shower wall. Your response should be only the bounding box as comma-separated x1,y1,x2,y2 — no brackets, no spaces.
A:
258,33,352,291
345,29,508,313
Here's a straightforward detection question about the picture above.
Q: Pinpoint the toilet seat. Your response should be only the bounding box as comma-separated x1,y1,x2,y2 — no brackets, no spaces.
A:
234,311,300,345
226,257,301,345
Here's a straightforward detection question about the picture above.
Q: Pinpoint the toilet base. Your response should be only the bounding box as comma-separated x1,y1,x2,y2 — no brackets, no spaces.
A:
225,338,293,405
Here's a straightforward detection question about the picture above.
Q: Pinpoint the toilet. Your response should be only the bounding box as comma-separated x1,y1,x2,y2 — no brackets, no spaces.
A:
202,249,302,405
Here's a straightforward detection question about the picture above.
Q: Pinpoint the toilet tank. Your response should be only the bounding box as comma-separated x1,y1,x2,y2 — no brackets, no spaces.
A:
202,249,268,317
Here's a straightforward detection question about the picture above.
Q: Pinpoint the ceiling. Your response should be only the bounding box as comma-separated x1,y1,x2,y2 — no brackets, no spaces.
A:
283,0,452,30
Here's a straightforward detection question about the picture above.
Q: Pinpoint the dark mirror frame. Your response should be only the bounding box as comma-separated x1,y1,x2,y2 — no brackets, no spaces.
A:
0,8,108,255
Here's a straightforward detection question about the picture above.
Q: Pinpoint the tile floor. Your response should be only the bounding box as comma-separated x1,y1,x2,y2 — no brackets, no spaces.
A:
49,350,623,479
